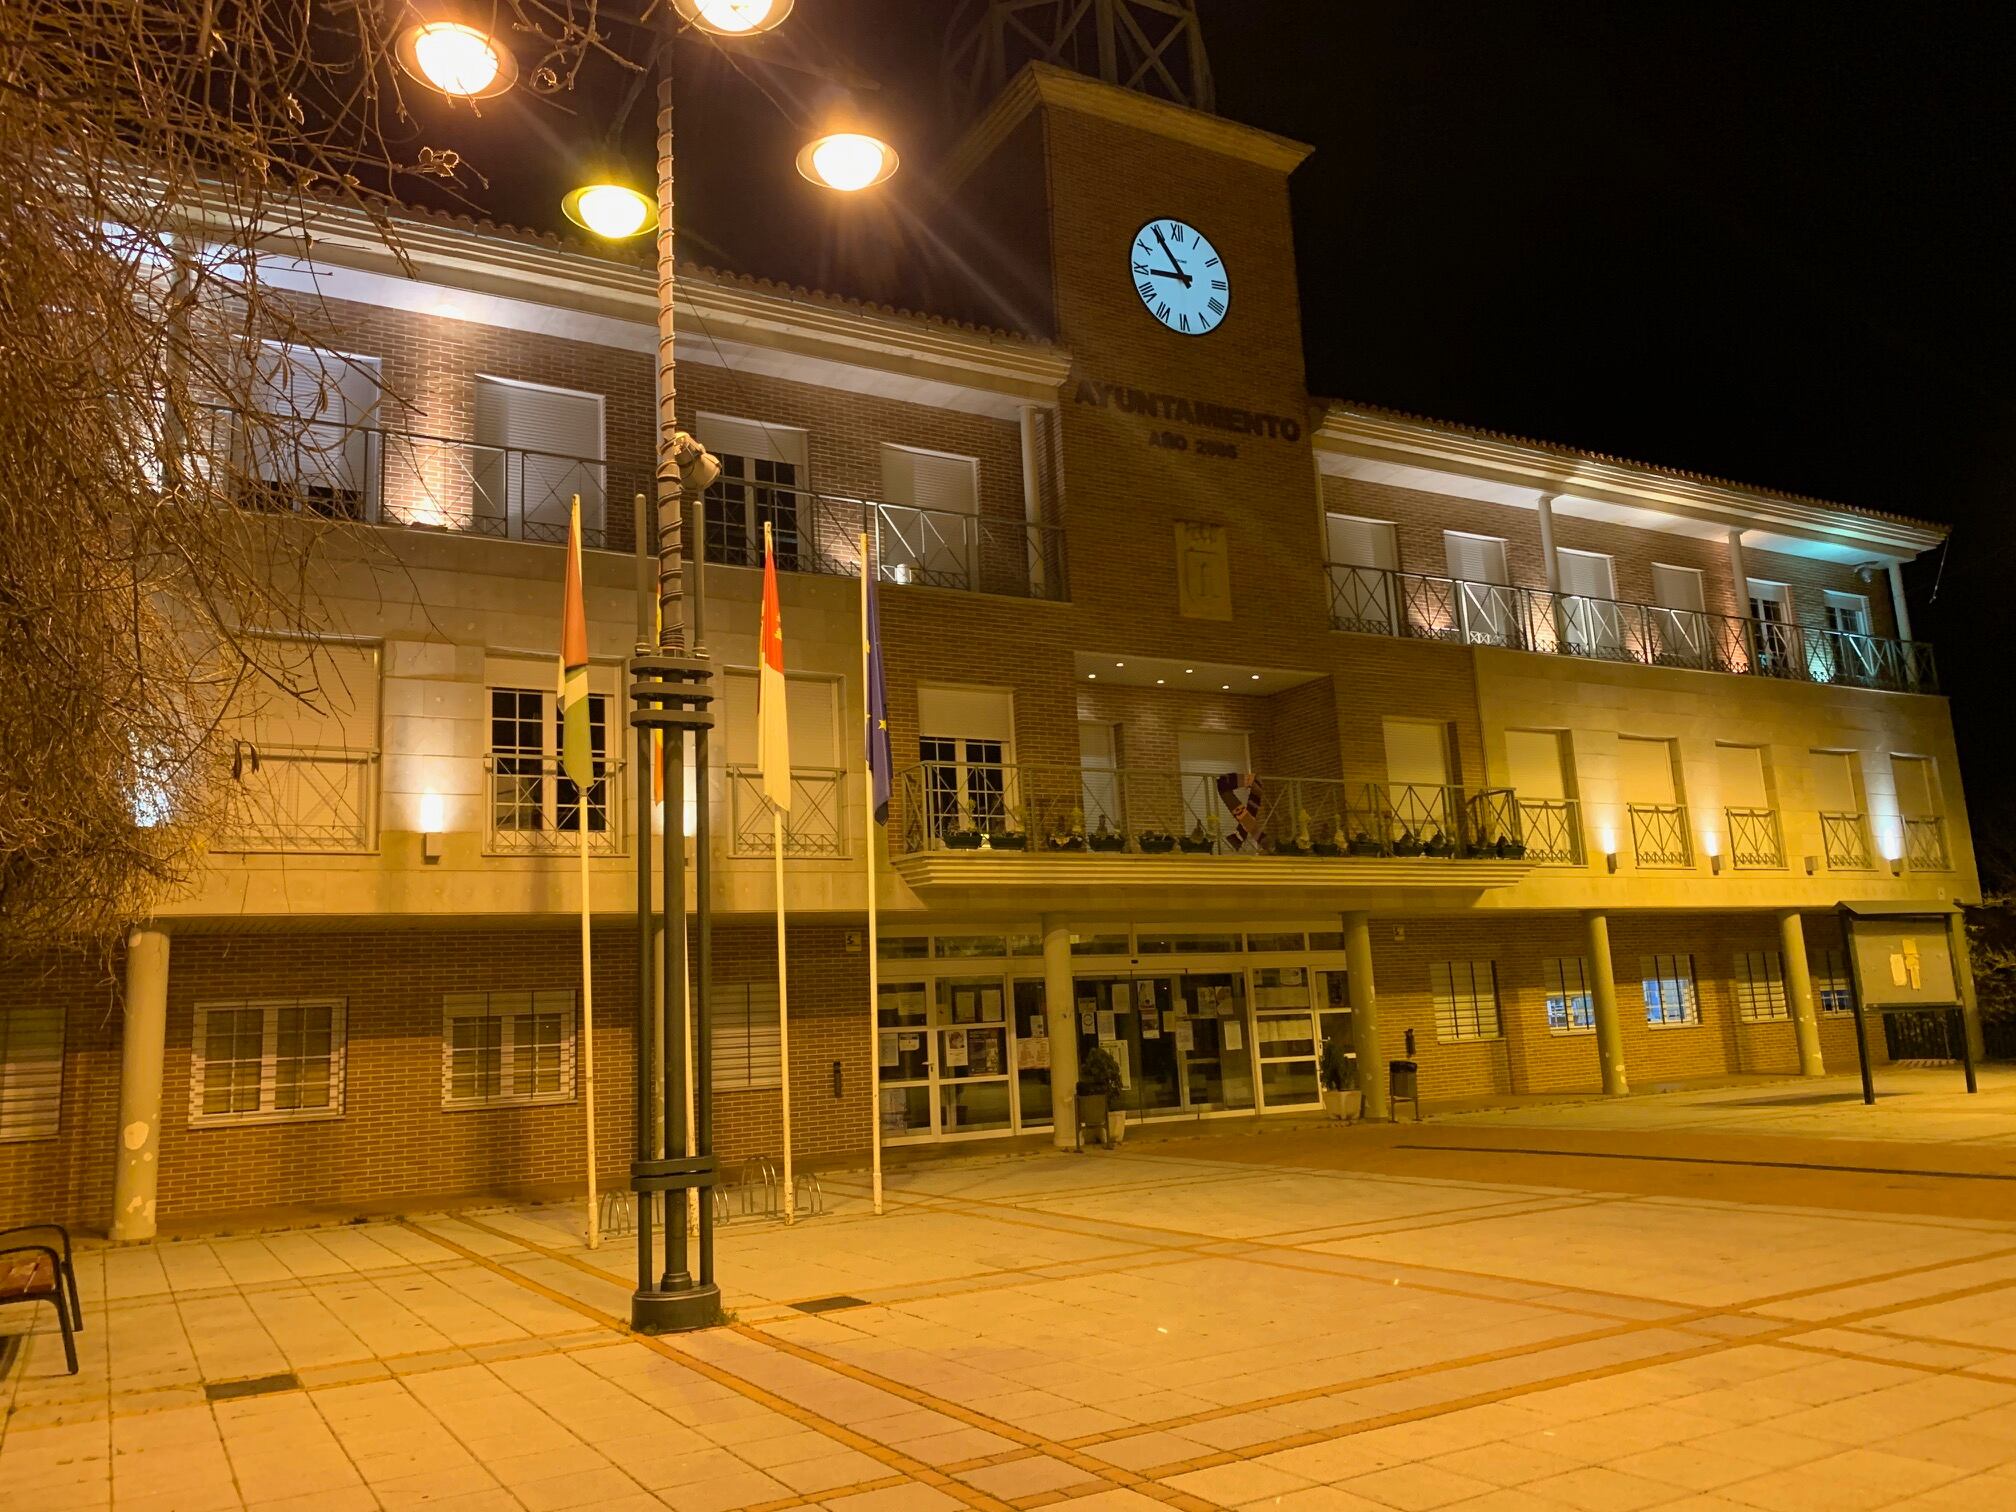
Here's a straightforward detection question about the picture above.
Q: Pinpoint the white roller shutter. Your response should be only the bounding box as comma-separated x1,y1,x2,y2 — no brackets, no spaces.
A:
698,414,808,470
0,1003,64,1142
712,982,781,1092
475,377,604,538
1618,737,1678,804
724,671,836,768
881,445,977,515
1325,514,1397,570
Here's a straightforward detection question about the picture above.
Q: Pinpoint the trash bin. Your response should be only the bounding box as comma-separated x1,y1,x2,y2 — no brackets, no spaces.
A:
1388,1059,1420,1122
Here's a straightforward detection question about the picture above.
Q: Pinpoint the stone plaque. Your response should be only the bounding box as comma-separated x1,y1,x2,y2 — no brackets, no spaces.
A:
1175,521,1232,620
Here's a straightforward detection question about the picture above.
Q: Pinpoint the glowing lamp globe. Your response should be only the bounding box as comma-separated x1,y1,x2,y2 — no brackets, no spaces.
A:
396,20,519,99
562,182,656,239
796,132,899,192
672,0,794,35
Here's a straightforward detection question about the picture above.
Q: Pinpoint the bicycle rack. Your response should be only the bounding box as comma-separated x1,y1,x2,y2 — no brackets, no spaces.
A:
599,1189,635,1238
793,1171,825,1217
736,1156,780,1217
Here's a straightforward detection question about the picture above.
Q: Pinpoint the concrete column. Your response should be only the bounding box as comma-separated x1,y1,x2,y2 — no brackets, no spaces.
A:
1887,562,1914,643
1949,908,1987,1063
1779,909,1825,1078
1343,912,1386,1121
113,928,170,1242
1728,528,1753,613
1019,406,1047,598
1536,493,1562,594
1041,914,1079,1149
1584,912,1629,1095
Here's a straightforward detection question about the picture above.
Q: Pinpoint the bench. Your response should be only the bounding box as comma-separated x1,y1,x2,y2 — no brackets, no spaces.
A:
1,1224,83,1375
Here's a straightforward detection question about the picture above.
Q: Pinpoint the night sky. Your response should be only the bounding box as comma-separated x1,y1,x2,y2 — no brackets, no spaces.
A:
404,2,2016,870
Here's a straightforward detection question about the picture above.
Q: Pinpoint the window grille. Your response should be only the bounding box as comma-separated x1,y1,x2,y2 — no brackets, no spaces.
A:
1432,961,1501,1042
1641,954,1700,1026
1734,951,1790,1022
1543,957,1595,1034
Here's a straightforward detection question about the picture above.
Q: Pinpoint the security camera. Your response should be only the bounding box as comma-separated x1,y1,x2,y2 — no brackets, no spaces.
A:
1854,562,1879,584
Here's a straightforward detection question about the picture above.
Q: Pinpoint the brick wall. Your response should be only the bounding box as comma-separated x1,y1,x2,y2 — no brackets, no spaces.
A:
0,952,123,1232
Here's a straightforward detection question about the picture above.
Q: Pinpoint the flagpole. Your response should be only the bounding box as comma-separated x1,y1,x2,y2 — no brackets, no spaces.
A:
761,519,795,1227
861,532,883,1216
581,787,599,1249
774,804,793,1224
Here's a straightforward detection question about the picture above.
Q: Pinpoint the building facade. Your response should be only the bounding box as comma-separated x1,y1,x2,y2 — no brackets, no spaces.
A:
0,65,1978,1234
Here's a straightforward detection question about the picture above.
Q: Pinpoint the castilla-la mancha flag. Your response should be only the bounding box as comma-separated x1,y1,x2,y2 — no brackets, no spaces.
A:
557,496,593,790
758,521,791,811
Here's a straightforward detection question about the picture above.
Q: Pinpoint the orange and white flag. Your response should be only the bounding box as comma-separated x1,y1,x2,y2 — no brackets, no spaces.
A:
758,522,791,811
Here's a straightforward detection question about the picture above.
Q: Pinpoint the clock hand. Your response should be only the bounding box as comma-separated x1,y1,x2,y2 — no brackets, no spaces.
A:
1147,263,1191,283
1150,227,1192,285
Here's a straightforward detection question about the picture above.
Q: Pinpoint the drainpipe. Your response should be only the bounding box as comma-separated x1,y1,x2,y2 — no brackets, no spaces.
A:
1019,405,1046,597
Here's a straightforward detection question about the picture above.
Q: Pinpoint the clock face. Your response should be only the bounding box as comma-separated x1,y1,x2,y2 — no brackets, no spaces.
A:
1130,218,1228,336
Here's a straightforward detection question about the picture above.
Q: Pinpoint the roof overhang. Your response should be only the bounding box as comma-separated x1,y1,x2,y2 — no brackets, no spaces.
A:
231,202,1072,421
892,852,1532,910
1316,404,1946,564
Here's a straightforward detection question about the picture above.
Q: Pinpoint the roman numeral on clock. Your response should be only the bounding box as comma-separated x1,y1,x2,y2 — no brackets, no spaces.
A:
1204,256,1220,268
1207,297,1225,316
1211,278,1227,291
1178,312,1192,332
1138,281,1158,302
1156,302,1171,322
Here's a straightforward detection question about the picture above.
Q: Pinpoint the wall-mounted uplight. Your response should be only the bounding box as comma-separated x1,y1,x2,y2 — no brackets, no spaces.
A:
1703,832,1722,875
1597,824,1618,873
419,791,447,862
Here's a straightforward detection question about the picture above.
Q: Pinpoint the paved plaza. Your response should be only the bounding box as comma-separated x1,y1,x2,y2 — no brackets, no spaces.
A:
8,1069,2016,1511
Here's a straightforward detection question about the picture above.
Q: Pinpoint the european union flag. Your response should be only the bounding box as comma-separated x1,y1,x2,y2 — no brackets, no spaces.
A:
865,569,892,825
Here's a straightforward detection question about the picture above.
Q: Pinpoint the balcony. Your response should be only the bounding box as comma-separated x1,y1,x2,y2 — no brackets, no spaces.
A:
1324,563,1937,694
703,481,1065,602
1820,811,1872,870
897,764,1530,861
205,408,649,550
484,755,627,857
1723,806,1785,870
727,767,847,858
1902,814,1950,871
215,746,379,854
1517,798,1585,866
1627,803,1693,868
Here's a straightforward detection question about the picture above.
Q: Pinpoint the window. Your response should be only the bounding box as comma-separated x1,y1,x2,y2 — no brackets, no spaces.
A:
474,375,604,542
489,687,609,836
1543,958,1595,1034
1432,961,1501,1042
1824,591,1871,637
1734,952,1790,1022
1815,949,1856,1014
1642,955,1700,1026
880,444,980,587
0,1003,65,1142
247,342,381,519
922,735,1007,834
699,415,809,570
712,983,782,1092
190,1000,345,1124
442,992,574,1107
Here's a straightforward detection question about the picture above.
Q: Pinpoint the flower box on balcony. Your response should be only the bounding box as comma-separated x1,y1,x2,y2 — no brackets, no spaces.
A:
989,832,1028,851
1393,833,1425,857
944,830,984,850
1177,835,1215,854
1137,831,1177,853
1088,834,1128,853
1423,834,1456,859
1047,835,1086,852
1346,834,1382,857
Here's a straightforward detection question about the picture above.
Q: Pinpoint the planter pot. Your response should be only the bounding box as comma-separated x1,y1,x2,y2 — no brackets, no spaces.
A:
1078,1091,1108,1145
1310,842,1344,858
1048,837,1086,852
1178,839,1215,854
990,833,1028,851
1394,839,1424,857
1106,1110,1127,1145
1274,843,1312,857
1347,840,1381,857
944,833,983,850
1322,1088,1365,1121
1137,836,1176,854
1088,837,1128,853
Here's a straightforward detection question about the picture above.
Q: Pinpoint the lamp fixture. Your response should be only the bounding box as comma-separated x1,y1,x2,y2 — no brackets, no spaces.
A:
1605,851,1619,875
672,0,794,33
562,180,656,239
419,792,447,862
796,131,900,191
396,17,519,99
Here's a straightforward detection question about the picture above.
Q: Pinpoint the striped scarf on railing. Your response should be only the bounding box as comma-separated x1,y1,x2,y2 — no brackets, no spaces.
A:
1216,772,1264,850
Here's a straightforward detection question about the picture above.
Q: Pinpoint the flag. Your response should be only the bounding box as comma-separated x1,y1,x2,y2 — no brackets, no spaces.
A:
558,496,593,789
864,566,892,825
758,522,791,811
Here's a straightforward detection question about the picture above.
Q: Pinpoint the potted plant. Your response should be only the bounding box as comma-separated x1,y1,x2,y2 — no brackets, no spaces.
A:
1346,830,1382,857
1423,829,1456,859
1393,829,1425,857
990,805,1030,850
1047,806,1087,852
1088,816,1128,852
1137,828,1176,853
1178,822,1215,854
1077,1044,1126,1147
1494,834,1527,860
1320,1039,1362,1121
1310,823,1344,858
1273,808,1316,856
943,803,984,849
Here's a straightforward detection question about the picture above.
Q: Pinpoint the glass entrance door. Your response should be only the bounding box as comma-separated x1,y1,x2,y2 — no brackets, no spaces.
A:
1251,966,1319,1109
878,971,1049,1140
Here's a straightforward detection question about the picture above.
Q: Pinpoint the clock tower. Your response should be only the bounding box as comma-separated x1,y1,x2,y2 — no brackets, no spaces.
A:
942,62,1322,640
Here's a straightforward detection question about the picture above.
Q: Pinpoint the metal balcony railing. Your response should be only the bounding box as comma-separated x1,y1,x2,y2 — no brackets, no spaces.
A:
201,407,648,550
1820,811,1872,870
483,755,627,856
702,480,1065,602
1323,563,1938,694
1517,798,1584,866
895,764,1529,860
215,746,380,854
727,767,847,858
1724,806,1784,870
1628,803,1693,868
1902,814,1949,871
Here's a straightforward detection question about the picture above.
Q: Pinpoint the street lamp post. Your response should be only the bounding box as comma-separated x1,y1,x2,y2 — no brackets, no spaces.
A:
399,0,895,1333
